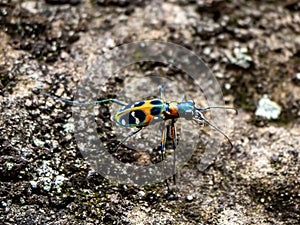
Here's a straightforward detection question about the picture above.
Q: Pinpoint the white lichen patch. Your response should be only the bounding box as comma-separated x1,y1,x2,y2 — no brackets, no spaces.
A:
63,122,75,133
255,95,282,120
29,160,67,193
54,175,67,194
36,160,56,192
225,47,253,69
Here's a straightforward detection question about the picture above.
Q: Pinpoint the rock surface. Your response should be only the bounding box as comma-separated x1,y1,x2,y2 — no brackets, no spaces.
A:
0,0,299,224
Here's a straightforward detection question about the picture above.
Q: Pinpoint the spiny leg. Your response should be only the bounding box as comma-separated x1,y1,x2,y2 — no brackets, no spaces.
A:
113,127,143,151
170,119,178,188
160,122,169,191
160,123,167,161
160,123,167,173
45,94,128,106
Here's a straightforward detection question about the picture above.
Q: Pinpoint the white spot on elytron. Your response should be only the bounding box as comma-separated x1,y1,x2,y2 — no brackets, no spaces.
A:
121,119,126,125
136,117,140,124
131,111,140,124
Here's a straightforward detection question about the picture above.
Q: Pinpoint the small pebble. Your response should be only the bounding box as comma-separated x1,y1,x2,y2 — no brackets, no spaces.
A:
6,162,14,171
33,138,45,147
225,83,231,90
30,180,38,189
255,95,282,120
137,191,145,197
186,195,193,201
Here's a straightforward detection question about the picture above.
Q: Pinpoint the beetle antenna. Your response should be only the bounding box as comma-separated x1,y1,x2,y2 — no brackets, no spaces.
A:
45,94,94,105
193,112,233,149
196,106,238,115
45,94,127,106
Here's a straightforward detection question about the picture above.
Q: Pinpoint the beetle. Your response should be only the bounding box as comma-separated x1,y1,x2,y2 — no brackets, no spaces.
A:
45,84,237,189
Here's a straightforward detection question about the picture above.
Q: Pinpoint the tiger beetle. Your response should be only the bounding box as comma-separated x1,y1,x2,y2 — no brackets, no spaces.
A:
45,84,237,193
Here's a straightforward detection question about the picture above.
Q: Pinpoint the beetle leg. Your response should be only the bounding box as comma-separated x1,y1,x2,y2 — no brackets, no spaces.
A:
113,127,143,151
179,94,185,102
160,122,170,191
161,122,167,161
159,83,168,101
170,119,178,187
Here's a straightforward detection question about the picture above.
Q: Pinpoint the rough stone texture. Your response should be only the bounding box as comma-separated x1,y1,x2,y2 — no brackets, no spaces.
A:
0,0,299,224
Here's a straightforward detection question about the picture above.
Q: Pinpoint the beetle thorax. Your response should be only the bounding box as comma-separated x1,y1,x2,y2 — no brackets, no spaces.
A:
167,102,179,117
